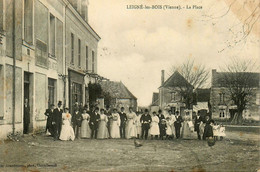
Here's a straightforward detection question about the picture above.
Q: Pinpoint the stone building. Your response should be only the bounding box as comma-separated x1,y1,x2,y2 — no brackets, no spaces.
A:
210,69,260,121
0,0,100,139
159,70,193,115
100,81,137,112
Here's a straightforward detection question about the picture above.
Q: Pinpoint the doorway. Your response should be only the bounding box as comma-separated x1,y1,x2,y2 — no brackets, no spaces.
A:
23,72,30,134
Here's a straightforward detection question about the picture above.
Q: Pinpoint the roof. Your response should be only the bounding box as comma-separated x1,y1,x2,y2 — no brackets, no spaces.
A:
160,71,193,88
195,88,211,102
212,70,260,88
151,92,159,106
100,81,137,99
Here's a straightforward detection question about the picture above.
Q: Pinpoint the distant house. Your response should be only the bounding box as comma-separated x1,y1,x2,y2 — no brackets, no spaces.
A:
210,69,260,121
150,92,160,112
193,88,211,118
159,70,193,115
100,81,137,111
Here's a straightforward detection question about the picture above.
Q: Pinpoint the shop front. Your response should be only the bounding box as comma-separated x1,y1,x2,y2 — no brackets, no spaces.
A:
68,70,85,113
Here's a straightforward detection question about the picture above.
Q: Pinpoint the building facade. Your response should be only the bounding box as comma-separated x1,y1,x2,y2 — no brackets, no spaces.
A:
210,69,260,121
100,81,138,112
158,70,193,115
0,0,100,139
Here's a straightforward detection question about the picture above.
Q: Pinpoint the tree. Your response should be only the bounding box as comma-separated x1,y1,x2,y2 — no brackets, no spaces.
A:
169,59,210,109
88,83,102,107
221,58,259,124
202,0,260,52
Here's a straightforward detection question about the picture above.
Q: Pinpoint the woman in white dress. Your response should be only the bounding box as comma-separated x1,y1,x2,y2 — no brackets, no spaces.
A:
110,109,121,138
126,107,137,139
97,109,109,139
135,112,142,139
181,114,193,139
150,112,160,139
166,117,173,139
59,108,75,141
81,109,91,138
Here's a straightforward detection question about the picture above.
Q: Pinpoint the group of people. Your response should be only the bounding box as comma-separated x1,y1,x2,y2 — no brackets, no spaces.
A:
44,101,225,141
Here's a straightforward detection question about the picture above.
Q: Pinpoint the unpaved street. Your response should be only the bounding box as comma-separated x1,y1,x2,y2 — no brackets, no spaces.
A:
0,130,259,172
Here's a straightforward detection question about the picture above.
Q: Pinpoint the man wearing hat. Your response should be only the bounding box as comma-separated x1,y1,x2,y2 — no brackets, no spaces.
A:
52,101,63,140
89,107,100,139
174,111,183,139
194,111,203,140
44,104,55,136
140,109,152,140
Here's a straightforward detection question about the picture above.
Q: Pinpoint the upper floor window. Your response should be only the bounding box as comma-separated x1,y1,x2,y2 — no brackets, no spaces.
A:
92,51,95,73
0,0,3,32
86,46,88,70
71,33,74,64
78,39,81,67
24,0,33,44
49,13,55,57
219,92,225,104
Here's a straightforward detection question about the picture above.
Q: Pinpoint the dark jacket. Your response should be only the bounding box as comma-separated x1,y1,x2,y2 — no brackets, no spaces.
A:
24,105,30,124
174,115,183,128
53,108,63,125
72,111,83,127
194,115,203,131
45,109,54,126
89,112,100,129
157,114,165,125
118,112,127,126
140,114,152,125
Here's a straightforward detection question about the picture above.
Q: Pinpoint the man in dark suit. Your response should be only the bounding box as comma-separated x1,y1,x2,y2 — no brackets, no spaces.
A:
72,107,82,139
44,104,55,136
89,107,100,139
157,109,165,140
23,98,30,134
52,101,63,140
119,107,127,139
194,111,203,140
174,111,183,139
140,109,152,140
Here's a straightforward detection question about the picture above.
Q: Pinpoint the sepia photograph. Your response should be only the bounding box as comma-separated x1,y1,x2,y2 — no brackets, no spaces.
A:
0,0,259,171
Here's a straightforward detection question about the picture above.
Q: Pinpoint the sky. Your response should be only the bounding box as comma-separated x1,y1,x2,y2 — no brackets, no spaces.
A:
88,0,260,107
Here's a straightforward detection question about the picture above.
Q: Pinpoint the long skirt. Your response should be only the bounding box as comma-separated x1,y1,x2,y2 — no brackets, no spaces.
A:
97,121,109,139
81,120,91,138
126,119,137,139
59,121,75,141
136,125,142,135
110,121,120,138
203,124,213,138
181,121,192,139
150,122,159,135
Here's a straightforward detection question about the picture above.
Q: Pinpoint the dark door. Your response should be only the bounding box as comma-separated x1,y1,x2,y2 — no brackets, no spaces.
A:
24,72,30,134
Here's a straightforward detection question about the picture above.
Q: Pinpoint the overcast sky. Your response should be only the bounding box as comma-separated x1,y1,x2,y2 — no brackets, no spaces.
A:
88,0,260,106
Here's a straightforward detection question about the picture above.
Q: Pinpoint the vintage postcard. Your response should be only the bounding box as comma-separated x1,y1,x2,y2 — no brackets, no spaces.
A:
0,0,259,171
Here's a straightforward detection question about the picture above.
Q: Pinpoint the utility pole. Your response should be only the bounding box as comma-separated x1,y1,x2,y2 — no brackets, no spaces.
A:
12,0,16,135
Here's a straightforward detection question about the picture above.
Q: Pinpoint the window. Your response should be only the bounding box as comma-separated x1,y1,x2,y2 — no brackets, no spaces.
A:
0,0,4,32
92,51,95,73
48,78,55,108
86,46,88,70
171,92,176,101
36,39,48,67
71,33,74,64
72,82,82,106
49,13,55,57
219,93,225,104
78,39,81,67
24,0,33,44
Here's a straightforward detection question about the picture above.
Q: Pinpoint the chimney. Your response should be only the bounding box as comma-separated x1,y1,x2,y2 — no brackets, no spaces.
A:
212,69,217,87
161,70,165,86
